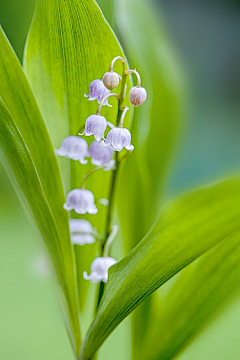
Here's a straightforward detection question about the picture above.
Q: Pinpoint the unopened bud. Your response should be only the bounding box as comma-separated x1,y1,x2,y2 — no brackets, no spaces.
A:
103,71,119,90
129,86,147,107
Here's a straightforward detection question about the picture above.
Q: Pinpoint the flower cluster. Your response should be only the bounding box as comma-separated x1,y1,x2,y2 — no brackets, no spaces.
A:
56,136,115,170
55,56,147,284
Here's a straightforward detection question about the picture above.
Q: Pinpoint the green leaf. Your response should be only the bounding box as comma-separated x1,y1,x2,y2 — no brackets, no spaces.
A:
0,28,81,356
80,178,240,359
24,0,132,315
138,231,240,360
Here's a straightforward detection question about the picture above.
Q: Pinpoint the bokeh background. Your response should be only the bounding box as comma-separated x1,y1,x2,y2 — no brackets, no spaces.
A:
0,0,240,359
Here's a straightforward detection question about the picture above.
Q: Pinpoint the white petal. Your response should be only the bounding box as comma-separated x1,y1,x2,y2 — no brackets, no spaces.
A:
79,158,88,165
55,136,88,161
125,144,134,151
91,158,102,166
87,205,98,215
69,219,93,233
83,257,117,284
83,271,102,283
103,160,116,171
63,203,72,211
64,189,98,215
71,233,95,245
100,140,111,147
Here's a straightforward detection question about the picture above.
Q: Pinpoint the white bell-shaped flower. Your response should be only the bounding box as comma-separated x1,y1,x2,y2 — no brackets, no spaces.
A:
81,115,107,142
101,127,134,152
83,257,117,283
88,140,115,171
55,136,88,164
84,79,112,107
69,219,95,245
64,189,98,215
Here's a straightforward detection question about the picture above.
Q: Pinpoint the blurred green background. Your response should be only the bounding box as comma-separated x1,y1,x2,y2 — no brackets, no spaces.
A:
0,0,240,359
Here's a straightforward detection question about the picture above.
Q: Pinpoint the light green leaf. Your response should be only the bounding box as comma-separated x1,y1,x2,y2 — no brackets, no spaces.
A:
24,0,132,315
80,178,240,359
139,231,240,360
0,28,81,356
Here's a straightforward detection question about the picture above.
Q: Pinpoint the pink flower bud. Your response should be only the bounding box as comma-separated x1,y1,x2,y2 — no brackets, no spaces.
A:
129,86,147,107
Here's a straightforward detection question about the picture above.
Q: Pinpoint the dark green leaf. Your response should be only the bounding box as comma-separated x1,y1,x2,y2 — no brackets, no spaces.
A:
0,28,81,356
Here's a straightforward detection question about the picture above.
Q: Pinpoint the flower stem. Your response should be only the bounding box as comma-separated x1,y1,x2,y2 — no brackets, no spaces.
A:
96,93,120,115
103,225,119,257
125,69,141,87
103,57,129,240
117,68,128,124
109,56,126,73
95,58,129,309
81,167,102,189
106,121,115,129
118,149,133,162
118,106,129,128
104,152,120,238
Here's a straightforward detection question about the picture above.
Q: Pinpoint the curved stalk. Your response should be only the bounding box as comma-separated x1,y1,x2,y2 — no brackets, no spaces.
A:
95,58,130,313
103,225,119,257
118,106,129,128
109,56,126,73
96,93,120,115
125,69,141,87
81,167,103,189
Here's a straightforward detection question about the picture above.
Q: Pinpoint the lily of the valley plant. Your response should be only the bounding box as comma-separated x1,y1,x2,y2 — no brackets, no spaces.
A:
0,1,239,360
58,55,147,284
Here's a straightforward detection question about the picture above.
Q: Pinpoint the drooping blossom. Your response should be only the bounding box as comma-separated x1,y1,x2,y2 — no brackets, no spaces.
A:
84,79,112,106
83,257,117,283
64,189,98,215
55,136,88,164
81,115,107,142
69,219,95,245
88,140,115,171
101,127,134,152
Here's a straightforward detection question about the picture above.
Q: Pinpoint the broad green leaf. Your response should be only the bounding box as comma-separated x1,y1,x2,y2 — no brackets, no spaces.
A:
138,231,240,360
0,28,81,356
24,0,132,314
80,178,240,359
